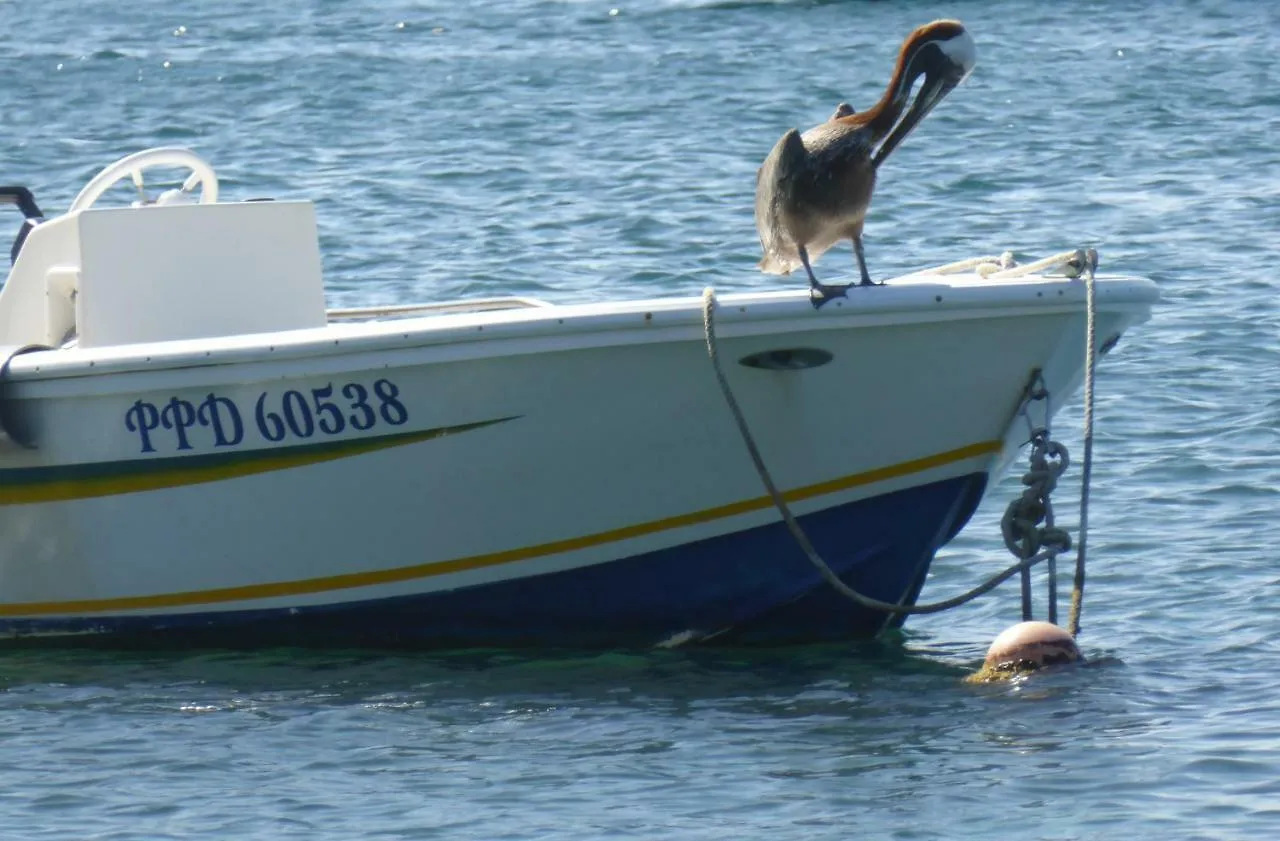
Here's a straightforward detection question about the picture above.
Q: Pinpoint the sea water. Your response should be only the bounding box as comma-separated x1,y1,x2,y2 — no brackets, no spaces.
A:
1,0,1278,837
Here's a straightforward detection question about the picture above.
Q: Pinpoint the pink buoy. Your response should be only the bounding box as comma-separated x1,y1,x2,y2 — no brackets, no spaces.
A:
971,621,1082,681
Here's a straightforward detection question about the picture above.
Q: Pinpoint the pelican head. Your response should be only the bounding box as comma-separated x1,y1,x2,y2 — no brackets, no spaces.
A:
870,20,976,167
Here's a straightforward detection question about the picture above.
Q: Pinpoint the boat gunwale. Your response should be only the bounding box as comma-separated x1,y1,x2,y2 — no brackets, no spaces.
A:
4,273,1158,384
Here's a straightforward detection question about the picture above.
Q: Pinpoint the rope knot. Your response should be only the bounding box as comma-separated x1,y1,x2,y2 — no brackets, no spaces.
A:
1001,432,1072,560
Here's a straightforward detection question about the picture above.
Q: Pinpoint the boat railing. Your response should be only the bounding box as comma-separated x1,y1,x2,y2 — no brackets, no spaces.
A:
326,296,552,322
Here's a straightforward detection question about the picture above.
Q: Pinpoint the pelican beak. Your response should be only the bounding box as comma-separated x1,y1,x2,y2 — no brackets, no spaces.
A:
872,32,976,167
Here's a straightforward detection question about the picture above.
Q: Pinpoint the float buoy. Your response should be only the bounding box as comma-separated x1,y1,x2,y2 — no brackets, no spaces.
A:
968,620,1082,682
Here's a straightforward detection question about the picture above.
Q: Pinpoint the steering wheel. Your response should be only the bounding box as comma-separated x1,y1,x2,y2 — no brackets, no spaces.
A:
69,147,220,213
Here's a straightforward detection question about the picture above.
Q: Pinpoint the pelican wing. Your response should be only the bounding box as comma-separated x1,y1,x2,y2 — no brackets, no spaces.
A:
754,129,808,273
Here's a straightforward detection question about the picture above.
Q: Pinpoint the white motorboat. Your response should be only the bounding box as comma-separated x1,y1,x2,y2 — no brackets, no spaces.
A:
0,148,1158,647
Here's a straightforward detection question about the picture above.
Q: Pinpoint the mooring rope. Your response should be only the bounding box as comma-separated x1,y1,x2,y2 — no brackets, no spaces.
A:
702,288,1056,617
999,406,1072,624
700,248,1098,622
1067,249,1098,637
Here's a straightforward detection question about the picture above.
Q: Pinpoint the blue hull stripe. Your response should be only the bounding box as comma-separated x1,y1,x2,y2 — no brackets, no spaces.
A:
0,440,1001,617
0,472,988,647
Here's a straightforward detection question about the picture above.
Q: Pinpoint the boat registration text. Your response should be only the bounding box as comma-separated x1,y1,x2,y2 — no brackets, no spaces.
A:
124,379,409,454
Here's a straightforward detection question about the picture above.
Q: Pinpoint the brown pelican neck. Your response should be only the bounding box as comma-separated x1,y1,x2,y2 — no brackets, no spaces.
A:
848,36,925,143
868,20,976,167
839,20,969,141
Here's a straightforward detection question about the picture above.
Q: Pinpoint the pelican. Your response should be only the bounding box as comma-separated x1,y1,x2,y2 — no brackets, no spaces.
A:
754,20,977,307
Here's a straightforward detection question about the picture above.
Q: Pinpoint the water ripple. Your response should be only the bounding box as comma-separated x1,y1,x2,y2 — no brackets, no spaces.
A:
3,0,1280,837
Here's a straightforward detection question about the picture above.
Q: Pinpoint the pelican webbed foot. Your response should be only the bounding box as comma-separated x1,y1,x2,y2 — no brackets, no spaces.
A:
809,282,851,309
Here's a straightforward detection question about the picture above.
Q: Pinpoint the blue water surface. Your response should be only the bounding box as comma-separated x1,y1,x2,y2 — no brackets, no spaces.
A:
2,0,1279,837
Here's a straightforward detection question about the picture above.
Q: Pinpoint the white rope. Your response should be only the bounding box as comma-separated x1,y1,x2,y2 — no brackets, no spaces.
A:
984,249,1089,280
911,248,1093,281
916,253,1014,275
1068,249,1098,637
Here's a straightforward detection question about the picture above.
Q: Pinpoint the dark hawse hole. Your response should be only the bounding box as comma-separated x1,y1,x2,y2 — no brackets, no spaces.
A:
738,348,834,371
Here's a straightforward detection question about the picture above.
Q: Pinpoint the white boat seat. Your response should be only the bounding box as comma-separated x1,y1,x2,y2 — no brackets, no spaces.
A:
0,200,329,349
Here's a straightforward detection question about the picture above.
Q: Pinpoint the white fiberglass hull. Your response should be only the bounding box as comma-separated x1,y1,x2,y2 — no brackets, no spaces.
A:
0,275,1156,646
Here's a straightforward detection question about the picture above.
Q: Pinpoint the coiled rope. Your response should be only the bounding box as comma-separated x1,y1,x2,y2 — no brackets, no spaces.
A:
999,396,1072,624
699,248,1098,622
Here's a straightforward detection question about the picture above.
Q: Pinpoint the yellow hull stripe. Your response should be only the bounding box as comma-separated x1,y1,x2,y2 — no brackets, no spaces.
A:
0,417,519,506
0,439,1002,617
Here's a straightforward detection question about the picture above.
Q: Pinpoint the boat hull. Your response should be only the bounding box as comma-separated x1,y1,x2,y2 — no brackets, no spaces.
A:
0,278,1155,647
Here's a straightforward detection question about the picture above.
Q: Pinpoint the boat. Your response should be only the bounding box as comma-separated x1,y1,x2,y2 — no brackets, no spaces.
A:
0,147,1158,648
